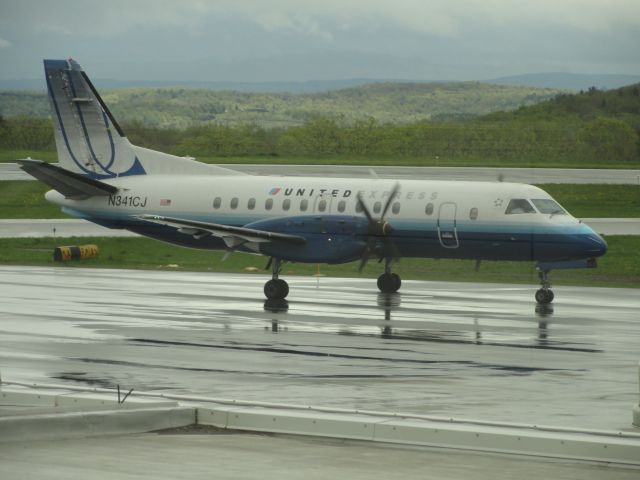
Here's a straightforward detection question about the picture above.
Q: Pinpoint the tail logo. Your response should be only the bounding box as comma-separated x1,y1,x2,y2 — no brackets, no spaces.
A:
45,59,146,179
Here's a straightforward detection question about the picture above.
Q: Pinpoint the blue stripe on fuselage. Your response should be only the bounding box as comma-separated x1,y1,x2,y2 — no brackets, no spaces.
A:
70,208,604,263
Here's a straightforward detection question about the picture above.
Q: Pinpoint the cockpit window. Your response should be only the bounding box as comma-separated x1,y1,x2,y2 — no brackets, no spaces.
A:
505,199,536,214
531,199,566,215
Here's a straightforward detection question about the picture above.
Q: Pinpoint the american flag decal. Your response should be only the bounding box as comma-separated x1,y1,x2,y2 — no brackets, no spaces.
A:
269,187,281,196
160,199,172,206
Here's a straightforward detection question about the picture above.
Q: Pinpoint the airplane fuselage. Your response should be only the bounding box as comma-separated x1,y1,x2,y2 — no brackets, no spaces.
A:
46,175,607,265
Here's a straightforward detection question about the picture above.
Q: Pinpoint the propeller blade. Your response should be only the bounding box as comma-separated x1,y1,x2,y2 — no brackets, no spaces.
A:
358,251,370,272
356,192,374,224
384,237,402,261
358,237,377,272
380,182,400,220
355,183,402,274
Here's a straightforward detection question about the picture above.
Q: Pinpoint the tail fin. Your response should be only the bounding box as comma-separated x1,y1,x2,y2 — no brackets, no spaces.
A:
44,58,145,179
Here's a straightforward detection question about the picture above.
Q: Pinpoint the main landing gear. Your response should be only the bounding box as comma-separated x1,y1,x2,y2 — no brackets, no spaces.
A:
264,258,289,300
377,259,401,294
535,269,554,305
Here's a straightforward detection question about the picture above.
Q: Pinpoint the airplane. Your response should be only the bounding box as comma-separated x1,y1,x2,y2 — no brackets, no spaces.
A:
18,58,608,304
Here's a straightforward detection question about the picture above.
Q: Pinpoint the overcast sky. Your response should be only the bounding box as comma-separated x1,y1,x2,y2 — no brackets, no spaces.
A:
0,0,638,82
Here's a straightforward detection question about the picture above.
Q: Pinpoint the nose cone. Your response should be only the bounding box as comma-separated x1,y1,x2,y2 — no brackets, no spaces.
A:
583,226,608,258
594,233,608,257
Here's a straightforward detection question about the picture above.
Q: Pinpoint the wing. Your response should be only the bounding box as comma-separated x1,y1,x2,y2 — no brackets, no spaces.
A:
137,214,306,249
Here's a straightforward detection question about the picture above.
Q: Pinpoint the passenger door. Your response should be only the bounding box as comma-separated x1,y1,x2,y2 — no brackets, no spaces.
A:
437,202,459,248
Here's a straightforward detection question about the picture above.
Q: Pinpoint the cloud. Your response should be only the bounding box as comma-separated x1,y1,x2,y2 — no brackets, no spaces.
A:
3,0,639,38
0,0,212,36
0,38,12,49
469,0,640,32
253,12,334,41
197,0,640,38
0,0,637,80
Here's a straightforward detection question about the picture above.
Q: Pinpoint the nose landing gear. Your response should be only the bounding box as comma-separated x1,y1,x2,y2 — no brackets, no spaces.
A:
535,269,554,304
377,258,401,294
264,258,289,300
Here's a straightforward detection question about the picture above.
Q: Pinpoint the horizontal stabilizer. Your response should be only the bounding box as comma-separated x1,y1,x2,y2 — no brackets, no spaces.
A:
17,159,118,199
137,215,307,246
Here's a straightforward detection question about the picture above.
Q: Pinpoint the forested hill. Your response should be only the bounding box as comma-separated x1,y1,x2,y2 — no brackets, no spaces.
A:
0,82,563,128
485,84,640,125
2,83,638,167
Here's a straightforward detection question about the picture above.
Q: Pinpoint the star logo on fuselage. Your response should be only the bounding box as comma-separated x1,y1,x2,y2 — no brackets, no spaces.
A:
494,198,504,207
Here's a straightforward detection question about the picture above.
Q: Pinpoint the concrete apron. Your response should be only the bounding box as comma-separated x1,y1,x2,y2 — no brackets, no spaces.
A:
1,383,639,466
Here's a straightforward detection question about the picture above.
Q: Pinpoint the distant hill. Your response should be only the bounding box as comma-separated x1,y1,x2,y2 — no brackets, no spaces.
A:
0,81,563,129
5,72,639,93
0,78,382,94
2,82,638,166
483,82,640,124
488,73,640,91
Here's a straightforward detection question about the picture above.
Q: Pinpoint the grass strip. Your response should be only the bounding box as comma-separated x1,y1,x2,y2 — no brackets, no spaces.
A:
1,235,638,288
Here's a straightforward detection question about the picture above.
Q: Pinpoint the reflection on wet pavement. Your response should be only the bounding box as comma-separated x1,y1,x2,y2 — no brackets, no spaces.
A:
1,266,638,431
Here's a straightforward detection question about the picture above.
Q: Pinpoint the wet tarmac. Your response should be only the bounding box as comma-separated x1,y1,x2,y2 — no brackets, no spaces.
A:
1,266,638,431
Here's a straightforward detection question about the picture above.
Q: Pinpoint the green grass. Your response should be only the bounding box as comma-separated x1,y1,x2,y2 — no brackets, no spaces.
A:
0,236,638,288
0,150,57,162
0,149,637,169
0,181,68,218
543,184,640,218
1,180,638,219
190,155,640,169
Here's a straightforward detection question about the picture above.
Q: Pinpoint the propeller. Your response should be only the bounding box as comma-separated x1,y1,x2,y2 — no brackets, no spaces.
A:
356,182,401,272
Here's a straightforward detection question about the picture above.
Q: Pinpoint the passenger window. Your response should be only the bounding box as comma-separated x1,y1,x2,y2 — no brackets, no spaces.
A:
373,201,382,214
337,200,346,213
230,197,239,209
213,197,222,209
392,202,400,214
300,199,308,212
265,198,273,210
470,207,478,220
425,203,434,215
355,202,363,213
505,199,535,214
283,199,291,211
248,198,256,210
318,199,327,212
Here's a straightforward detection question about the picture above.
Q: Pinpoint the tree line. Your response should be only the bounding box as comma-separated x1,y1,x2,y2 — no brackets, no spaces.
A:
1,114,637,165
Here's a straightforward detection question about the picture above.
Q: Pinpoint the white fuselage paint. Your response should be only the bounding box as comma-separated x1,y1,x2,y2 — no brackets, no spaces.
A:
47,175,576,231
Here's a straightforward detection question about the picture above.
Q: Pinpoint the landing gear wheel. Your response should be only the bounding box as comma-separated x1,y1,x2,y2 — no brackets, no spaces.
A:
275,279,289,299
264,279,289,300
390,273,401,292
535,288,554,304
377,273,401,293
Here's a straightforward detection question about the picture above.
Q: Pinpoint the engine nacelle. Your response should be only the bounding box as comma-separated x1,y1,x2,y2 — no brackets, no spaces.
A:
244,215,369,263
